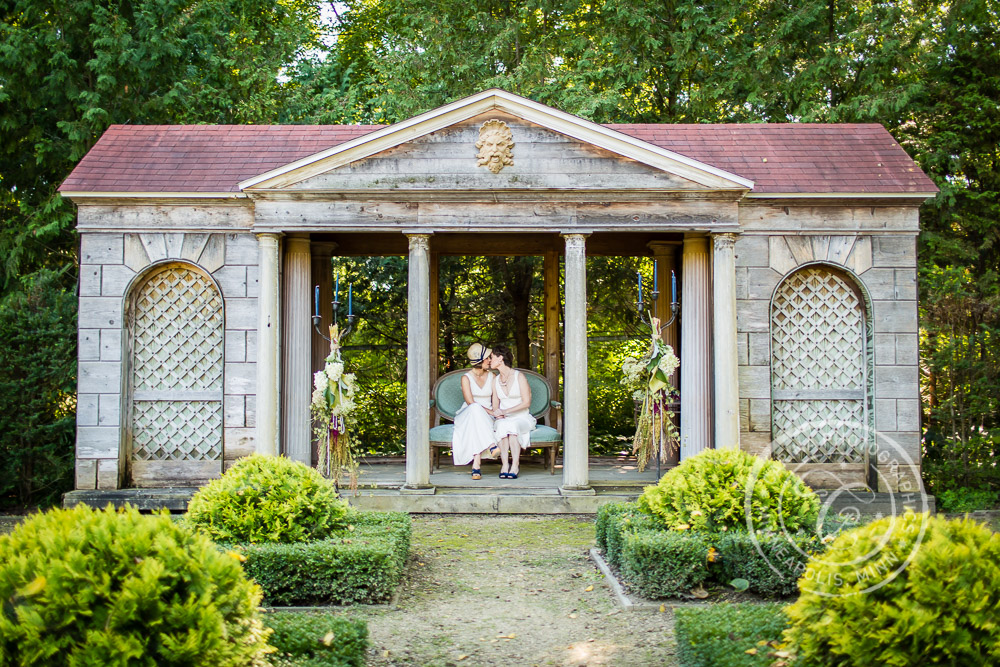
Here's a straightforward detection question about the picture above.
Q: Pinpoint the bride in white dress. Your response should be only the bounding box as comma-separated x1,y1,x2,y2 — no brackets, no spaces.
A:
452,343,499,479
489,344,536,480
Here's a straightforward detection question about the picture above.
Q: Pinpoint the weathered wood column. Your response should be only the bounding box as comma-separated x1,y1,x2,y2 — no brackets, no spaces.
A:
712,233,741,450
255,232,282,456
543,249,561,416
680,235,711,459
281,235,312,463
310,243,336,377
404,233,434,491
561,233,593,493
648,241,681,464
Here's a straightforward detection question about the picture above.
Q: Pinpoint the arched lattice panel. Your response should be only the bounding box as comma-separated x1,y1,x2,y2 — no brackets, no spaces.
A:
127,264,223,486
771,266,869,464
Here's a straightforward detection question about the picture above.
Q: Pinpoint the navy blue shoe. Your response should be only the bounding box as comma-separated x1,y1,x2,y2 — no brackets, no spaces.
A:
507,471,518,479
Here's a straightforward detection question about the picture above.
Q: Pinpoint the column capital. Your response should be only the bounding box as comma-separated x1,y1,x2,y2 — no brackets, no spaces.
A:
405,233,433,251
712,232,740,250
286,236,311,253
255,232,282,244
560,231,592,239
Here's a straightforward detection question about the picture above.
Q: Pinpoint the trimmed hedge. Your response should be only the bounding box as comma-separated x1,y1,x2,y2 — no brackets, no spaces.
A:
236,511,411,606
266,612,368,667
675,603,789,667
598,501,836,598
621,529,712,598
715,530,823,597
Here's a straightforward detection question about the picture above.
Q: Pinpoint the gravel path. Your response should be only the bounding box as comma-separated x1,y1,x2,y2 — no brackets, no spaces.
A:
347,515,678,667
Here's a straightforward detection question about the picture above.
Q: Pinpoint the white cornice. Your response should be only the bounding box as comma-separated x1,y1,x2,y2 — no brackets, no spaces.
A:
238,89,755,192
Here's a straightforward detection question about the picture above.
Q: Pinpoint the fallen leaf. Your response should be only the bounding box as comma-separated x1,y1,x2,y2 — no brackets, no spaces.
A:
382,650,390,658
744,648,757,655
690,586,709,599
347,524,355,532
706,547,719,563
507,633,516,639
584,585,594,592
322,632,335,646
772,650,791,659
457,655,468,661
658,604,666,613
730,578,750,592
569,613,578,619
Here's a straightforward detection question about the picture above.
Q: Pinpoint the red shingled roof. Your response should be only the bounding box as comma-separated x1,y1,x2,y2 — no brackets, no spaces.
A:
59,122,936,195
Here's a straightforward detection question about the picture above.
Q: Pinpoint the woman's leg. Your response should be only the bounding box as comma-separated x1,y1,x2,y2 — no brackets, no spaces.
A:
509,436,521,476
499,436,511,475
473,452,481,468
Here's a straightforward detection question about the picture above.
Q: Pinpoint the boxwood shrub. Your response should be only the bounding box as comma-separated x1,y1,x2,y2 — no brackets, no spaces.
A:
785,512,1000,666
0,504,271,666
637,448,820,533
620,528,712,598
266,612,368,667
187,453,348,544
598,500,844,598
715,530,823,597
675,603,788,667
237,511,412,606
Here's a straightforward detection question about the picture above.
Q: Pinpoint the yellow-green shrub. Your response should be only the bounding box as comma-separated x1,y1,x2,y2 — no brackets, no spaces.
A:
785,512,1000,666
186,454,348,543
0,504,270,666
637,448,819,533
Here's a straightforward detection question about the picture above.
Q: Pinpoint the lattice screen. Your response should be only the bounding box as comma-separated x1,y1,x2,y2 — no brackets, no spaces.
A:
130,266,223,463
771,267,868,463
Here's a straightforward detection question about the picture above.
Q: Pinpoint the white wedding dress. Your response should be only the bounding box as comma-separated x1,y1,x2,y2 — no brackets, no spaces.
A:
452,372,497,465
494,370,536,450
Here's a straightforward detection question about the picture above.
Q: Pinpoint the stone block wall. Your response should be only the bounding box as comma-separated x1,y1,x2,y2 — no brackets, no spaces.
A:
734,204,921,491
76,230,259,490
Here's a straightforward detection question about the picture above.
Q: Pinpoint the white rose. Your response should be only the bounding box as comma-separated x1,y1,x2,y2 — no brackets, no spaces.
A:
342,373,357,396
313,370,328,392
311,387,325,406
325,361,343,383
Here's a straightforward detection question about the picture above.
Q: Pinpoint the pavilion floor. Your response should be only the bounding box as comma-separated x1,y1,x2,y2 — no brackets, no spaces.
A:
337,455,668,514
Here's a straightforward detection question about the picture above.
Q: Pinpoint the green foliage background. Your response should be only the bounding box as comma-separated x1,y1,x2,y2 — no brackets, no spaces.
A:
2,0,999,504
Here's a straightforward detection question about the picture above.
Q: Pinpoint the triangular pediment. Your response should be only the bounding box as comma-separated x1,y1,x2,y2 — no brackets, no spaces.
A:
239,90,753,193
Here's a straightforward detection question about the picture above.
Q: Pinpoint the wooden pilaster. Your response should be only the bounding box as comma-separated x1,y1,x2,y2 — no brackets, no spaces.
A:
543,250,561,424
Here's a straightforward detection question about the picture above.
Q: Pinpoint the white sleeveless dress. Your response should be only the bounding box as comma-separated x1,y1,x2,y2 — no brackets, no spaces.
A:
452,372,497,465
494,370,536,450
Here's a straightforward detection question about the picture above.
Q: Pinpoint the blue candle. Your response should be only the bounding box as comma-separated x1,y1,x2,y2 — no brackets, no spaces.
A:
671,270,677,303
653,260,658,292
314,285,319,317
348,283,352,316
335,274,339,303
637,271,643,302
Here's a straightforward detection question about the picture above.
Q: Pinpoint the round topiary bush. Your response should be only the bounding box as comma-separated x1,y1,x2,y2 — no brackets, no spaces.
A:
784,512,1000,665
0,504,270,666
186,453,348,543
636,447,820,533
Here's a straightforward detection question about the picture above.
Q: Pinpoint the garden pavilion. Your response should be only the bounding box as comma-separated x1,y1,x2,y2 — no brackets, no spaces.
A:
60,90,936,512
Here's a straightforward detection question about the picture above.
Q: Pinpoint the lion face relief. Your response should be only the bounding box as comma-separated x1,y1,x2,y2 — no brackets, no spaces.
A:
475,120,514,174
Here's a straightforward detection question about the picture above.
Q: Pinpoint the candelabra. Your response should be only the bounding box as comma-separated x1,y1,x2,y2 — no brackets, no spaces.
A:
636,268,680,337
312,283,356,343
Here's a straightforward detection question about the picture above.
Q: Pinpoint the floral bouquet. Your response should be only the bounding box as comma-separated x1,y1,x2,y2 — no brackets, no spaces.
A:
621,317,680,471
311,324,359,488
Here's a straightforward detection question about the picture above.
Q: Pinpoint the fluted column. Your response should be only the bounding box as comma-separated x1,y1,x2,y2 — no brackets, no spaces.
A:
281,236,312,463
680,235,711,459
561,233,592,493
255,233,282,456
713,233,741,450
404,233,433,491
